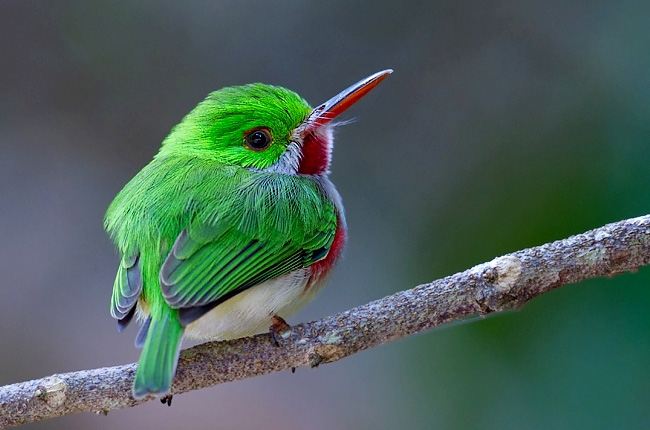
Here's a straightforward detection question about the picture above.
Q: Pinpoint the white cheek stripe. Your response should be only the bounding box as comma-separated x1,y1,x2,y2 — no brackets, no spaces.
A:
260,141,303,175
257,124,334,176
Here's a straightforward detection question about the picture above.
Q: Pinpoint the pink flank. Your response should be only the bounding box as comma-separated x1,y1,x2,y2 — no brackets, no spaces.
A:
309,216,346,282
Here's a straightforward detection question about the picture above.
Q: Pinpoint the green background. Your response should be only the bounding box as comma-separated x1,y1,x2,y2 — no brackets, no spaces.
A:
2,1,650,429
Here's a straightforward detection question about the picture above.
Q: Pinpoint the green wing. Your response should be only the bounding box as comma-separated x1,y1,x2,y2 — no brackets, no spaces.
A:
159,173,338,326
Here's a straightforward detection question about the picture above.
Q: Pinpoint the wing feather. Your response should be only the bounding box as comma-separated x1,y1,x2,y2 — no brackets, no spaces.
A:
110,251,143,330
158,174,338,325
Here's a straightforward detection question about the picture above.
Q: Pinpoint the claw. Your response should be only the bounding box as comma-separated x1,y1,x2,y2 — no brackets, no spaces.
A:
160,395,173,406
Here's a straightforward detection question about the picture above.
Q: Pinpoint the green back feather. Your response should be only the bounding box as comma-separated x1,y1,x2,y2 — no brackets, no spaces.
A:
106,156,337,317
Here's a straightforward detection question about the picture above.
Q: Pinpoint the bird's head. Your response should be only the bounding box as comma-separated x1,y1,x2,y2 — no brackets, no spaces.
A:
159,70,392,175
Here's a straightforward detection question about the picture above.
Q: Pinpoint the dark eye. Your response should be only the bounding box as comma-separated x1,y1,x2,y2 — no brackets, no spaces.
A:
244,128,272,151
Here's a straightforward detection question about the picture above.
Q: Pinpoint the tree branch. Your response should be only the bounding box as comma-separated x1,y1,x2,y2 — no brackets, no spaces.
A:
2,215,650,428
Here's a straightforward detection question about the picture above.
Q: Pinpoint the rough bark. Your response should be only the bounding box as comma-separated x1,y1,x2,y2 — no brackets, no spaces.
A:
2,214,650,428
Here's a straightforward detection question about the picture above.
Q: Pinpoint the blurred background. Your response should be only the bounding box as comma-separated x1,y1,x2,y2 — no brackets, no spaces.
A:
2,1,650,429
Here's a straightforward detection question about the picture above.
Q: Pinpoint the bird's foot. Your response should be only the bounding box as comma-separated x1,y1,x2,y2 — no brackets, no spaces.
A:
269,315,291,347
160,395,173,406
269,315,296,373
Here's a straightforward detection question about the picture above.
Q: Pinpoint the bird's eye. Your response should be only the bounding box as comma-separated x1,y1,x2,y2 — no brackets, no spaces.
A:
244,128,272,151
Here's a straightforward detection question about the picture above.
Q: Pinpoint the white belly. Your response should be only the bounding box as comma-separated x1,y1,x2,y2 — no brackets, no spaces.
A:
183,268,321,341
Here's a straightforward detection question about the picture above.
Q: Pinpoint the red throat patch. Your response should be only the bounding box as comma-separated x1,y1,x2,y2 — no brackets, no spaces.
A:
298,131,331,175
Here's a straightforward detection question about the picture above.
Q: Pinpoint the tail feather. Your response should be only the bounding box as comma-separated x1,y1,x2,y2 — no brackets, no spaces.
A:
134,316,151,348
132,309,183,399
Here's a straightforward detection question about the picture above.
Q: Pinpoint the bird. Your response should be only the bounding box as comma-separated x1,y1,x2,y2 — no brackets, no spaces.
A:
104,69,392,399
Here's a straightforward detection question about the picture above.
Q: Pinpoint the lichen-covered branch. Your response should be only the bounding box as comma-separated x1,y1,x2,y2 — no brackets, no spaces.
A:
2,215,650,428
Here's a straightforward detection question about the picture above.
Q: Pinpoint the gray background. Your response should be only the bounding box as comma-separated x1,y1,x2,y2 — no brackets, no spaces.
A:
2,1,650,429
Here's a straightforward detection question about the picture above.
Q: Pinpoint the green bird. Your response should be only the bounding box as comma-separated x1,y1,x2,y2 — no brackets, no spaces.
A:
105,69,392,399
